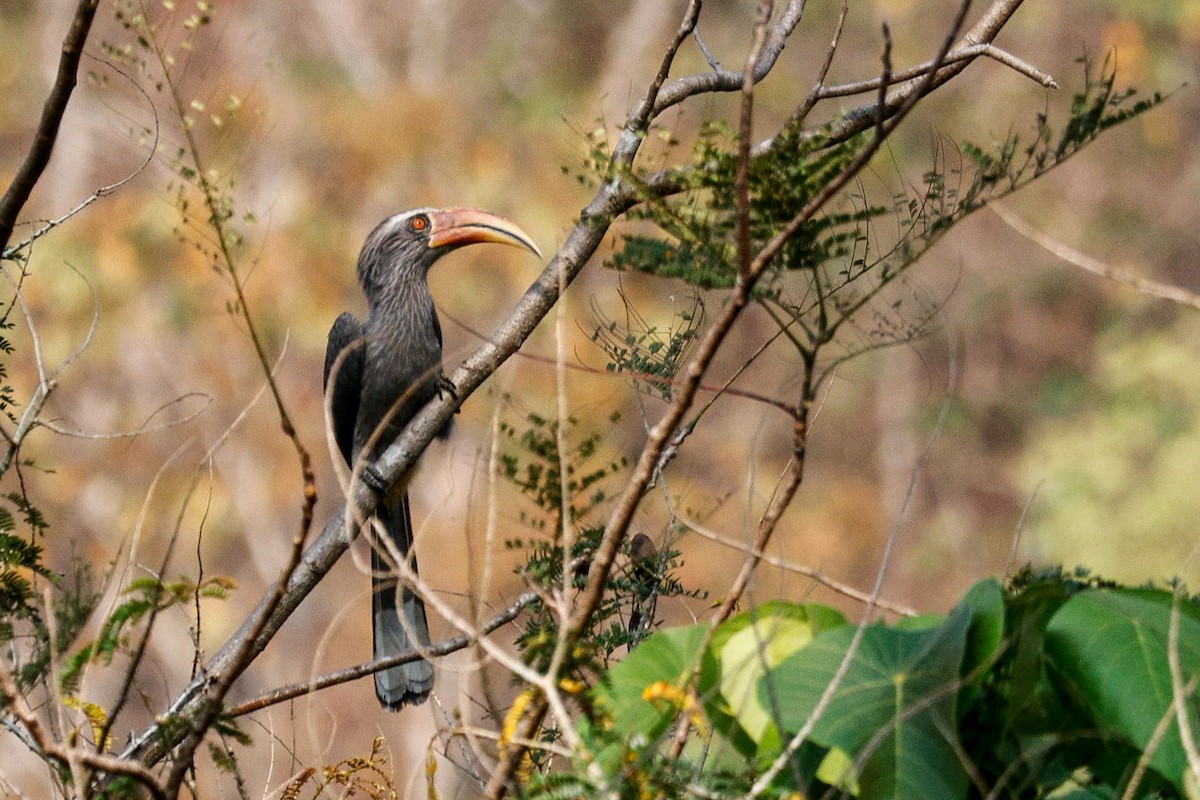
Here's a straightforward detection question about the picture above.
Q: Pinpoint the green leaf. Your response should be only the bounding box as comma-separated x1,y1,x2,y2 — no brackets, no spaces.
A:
705,601,847,757
996,571,1082,735
961,578,1006,677
764,601,974,800
1045,588,1200,792
583,623,709,763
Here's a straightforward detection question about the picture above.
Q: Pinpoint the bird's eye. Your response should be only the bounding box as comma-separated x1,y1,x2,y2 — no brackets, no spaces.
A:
408,214,430,233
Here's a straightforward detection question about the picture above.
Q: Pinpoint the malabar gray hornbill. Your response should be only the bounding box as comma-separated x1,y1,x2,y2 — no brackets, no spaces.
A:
323,208,540,709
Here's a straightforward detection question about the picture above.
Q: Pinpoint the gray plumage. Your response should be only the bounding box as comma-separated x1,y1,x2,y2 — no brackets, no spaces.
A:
324,207,539,710
324,210,445,710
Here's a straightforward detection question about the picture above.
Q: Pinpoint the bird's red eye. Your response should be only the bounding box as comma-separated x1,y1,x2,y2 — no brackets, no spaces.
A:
409,214,430,232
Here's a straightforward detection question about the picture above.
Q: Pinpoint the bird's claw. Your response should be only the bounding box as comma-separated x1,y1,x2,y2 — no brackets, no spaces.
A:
362,464,389,498
437,375,459,408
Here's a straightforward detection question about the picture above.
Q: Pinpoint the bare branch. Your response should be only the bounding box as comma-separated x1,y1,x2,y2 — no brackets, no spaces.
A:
735,2,775,281
0,0,100,254
119,0,1040,782
818,41,1056,100
680,516,917,617
763,0,1030,151
225,592,538,717
651,0,807,116
0,658,168,800
2,54,161,262
992,203,1200,311
40,393,213,440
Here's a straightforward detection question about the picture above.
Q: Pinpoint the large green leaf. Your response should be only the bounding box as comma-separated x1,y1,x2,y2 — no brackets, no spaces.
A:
703,601,847,758
1045,588,1200,792
764,602,974,800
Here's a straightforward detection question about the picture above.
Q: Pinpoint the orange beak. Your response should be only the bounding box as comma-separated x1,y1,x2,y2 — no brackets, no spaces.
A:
427,208,541,258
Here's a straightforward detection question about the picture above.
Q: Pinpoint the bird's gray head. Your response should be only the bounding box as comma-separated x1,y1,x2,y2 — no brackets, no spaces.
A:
356,207,541,299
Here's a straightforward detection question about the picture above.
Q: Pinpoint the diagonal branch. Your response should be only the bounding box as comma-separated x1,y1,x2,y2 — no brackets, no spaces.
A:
224,591,538,717
119,0,1040,779
651,0,807,115
0,657,168,800
799,0,1028,147
991,203,1200,311
0,0,100,255
120,124,646,771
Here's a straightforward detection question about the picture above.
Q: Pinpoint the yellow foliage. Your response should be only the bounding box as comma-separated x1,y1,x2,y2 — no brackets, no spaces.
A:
62,695,112,752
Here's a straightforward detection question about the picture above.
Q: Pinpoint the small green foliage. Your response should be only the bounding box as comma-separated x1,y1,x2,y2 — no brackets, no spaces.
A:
590,293,704,401
0,316,18,426
498,411,699,692
498,411,628,534
207,741,238,774
512,526,696,676
6,560,103,694
610,123,875,289
212,713,252,746
60,573,234,693
595,58,1165,390
562,125,613,190
0,487,63,692
0,530,51,623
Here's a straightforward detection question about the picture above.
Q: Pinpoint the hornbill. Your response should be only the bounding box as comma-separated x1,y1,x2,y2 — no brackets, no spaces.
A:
324,207,540,709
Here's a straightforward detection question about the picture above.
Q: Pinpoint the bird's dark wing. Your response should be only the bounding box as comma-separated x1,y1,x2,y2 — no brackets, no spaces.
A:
429,304,443,349
324,312,365,464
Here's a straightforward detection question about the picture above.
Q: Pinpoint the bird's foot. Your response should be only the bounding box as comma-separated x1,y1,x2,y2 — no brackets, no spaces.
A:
437,375,459,408
361,464,389,498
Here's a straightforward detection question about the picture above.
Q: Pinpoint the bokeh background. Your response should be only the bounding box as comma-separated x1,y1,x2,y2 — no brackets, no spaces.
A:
1,0,1197,796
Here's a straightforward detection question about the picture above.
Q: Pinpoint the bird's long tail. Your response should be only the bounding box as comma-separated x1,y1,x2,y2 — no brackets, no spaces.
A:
372,491,434,709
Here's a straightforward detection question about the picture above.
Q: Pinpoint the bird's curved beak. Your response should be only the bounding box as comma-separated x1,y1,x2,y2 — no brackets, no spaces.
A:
427,208,542,259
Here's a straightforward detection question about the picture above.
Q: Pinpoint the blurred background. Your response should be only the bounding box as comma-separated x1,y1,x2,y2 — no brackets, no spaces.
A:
1,0,1197,796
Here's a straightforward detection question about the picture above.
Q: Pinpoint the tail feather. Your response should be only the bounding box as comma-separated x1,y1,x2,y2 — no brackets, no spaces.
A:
371,492,434,709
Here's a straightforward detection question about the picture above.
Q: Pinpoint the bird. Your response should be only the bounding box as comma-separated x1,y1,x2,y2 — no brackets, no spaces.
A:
626,533,660,647
323,207,540,709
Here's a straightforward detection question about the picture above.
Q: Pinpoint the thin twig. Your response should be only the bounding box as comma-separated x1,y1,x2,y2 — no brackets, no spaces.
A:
817,41,1056,100
1169,589,1200,783
1122,676,1198,800
444,308,794,416
40,393,212,439
0,0,100,253
225,592,538,717
680,517,916,616
2,52,161,262
650,0,808,116
0,658,168,800
1005,480,1042,576
992,203,1200,311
